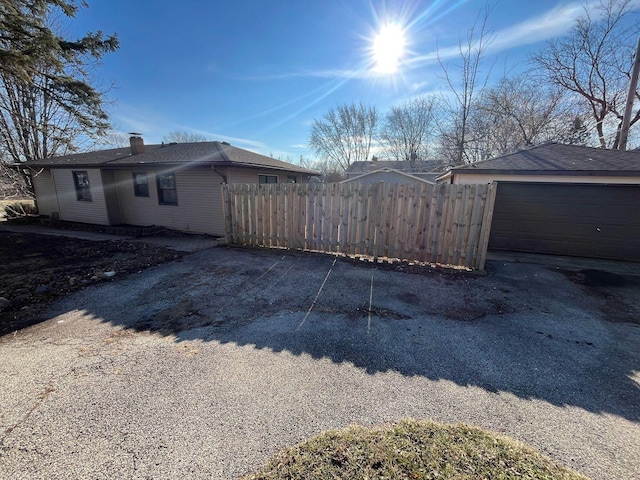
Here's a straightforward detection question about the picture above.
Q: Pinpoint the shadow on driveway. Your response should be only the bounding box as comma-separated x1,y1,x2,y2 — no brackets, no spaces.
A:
27,247,640,422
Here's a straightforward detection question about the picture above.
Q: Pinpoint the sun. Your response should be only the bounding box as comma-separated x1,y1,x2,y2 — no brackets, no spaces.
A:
372,24,406,74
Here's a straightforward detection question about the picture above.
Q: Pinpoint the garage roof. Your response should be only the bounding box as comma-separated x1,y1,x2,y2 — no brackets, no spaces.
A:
438,143,640,180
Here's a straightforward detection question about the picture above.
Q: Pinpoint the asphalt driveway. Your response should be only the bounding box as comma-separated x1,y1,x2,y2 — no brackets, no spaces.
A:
1,246,639,479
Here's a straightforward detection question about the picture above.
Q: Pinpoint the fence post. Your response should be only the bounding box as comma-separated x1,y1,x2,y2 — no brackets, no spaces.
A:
222,184,233,244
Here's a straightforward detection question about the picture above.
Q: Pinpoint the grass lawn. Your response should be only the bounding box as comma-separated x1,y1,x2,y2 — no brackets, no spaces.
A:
242,419,589,480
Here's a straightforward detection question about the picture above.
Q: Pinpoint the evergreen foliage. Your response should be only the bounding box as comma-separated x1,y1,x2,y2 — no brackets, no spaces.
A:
0,0,119,164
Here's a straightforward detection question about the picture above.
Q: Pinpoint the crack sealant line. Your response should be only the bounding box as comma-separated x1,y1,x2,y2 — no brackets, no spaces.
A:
253,255,286,283
245,255,299,292
271,256,300,286
296,257,338,331
210,255,286,319
368,268,375,334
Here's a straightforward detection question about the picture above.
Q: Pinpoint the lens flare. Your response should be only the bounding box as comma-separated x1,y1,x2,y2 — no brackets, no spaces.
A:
372,24,406,74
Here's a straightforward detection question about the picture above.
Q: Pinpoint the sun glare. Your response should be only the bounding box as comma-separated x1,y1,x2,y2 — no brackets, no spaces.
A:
372,24,406,74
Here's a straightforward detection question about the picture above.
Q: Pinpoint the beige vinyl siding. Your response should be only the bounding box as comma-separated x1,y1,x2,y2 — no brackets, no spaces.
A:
114,168,225,235
451,173,640,185
226,167,298,184
32,169,59,216
52,169,110,225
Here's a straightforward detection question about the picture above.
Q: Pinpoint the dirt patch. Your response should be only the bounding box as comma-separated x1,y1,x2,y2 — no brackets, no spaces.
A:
134,299,209,335
0,231,184,335
361,305,411,320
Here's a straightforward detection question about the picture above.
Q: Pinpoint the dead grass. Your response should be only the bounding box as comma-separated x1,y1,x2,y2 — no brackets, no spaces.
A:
0,199,36,219
242,419,589,480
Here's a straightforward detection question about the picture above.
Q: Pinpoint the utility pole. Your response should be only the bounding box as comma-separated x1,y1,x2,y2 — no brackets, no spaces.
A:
619,36,640,151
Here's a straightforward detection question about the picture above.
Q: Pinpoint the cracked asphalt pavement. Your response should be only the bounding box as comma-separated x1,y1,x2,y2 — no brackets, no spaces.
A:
1,246,639,479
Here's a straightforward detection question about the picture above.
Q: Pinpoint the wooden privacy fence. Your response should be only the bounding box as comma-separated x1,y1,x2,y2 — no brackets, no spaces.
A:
222,182,497,271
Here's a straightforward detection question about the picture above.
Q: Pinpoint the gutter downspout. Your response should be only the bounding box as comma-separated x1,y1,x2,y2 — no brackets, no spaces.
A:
213,166,227,184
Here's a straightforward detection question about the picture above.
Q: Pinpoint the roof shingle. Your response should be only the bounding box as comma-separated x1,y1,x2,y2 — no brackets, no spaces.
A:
25,141,318,175
346,159,444,175
448,143,640,175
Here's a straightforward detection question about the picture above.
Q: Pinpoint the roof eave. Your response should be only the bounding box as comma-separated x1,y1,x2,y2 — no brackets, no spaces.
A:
22,160,320,175
436,171,452,182
449,169,640,177
218,161,320,175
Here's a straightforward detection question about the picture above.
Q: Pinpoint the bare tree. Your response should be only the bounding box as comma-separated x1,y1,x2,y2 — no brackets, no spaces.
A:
162,131,209,143
0,155,31,199
532,0,640,149
0,65,88,163
0,1,118,208
308,102,379,171
437,5,493,164
557,115,594,146
298,155,344,183
99,132,130,148
483,76,565,146
378,96,437,162
461,74,571,160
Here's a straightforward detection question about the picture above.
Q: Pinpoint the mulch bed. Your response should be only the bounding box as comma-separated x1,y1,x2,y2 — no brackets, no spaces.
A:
0,231,184,335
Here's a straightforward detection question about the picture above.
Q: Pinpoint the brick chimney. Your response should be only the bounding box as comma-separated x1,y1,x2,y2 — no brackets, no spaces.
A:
129,133,145,155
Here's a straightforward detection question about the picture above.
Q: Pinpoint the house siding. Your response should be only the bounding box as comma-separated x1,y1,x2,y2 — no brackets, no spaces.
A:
32,169,59,216
450,173,640,185
113,167,225,236
52,169,110,225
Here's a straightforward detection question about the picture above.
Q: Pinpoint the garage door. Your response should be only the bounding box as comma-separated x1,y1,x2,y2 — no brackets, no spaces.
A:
488,183,640,261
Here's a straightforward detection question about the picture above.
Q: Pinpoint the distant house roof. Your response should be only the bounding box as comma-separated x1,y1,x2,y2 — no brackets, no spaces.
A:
340,168,435,184
437,143,640,181
408,172,441,183
25,141,318,175
346,159,445,176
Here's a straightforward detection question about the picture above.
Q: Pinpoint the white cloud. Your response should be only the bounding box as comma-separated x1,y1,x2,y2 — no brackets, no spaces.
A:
109,108,269,151
488,2,587,52
406,0,632,69
177,126,268,150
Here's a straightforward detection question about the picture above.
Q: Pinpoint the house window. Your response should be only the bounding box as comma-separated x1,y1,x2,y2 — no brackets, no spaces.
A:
132,172,149,197
287,176,297,183
157,173,178,205
258,175,278,184
72,171,92,202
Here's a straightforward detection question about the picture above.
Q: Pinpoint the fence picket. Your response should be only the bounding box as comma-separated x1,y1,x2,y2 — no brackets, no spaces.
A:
222,182,495,270
450,185,466,265
466,185,485,267
414,184,428,261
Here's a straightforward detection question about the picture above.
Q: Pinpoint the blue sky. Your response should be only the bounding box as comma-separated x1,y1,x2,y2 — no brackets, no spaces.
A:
67,0,640,161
